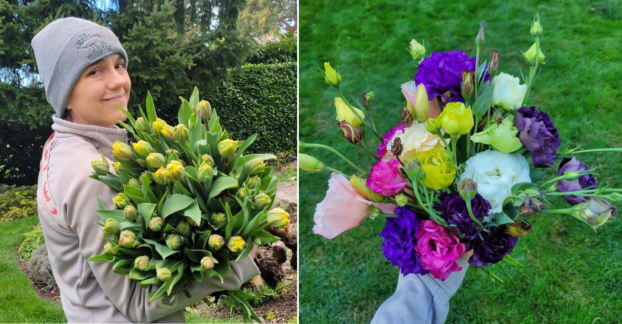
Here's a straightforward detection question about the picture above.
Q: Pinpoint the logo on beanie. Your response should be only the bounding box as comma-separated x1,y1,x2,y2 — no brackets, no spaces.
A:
76,33,113,61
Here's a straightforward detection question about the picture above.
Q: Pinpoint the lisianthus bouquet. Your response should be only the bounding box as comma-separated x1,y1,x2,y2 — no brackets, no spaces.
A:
88,87,289,321
301,15,620,282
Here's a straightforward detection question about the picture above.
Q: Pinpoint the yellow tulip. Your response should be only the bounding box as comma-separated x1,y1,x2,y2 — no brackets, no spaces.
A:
417,148,455,190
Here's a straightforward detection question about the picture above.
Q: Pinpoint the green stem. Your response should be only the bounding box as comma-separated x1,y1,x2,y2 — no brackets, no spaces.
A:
323,166,350,178
474,44,481,101
301,143,366,174
361,141,380,160
571,148,622,154
521,36,540,107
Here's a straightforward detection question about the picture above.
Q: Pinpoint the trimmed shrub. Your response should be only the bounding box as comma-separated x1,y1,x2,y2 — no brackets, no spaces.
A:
0,185,38,222
18,224,45,261
246,35,297,65
29,244,56,288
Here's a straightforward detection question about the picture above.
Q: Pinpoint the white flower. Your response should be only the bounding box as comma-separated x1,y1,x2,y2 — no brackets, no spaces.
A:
460,150,531,218
386,121,445,161
492,72,528,112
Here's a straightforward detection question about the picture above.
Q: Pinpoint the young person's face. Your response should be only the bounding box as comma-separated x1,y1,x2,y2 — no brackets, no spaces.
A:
65,53,131,128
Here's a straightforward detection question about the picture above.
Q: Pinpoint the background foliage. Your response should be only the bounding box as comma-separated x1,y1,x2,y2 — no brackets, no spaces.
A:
299,0,622,323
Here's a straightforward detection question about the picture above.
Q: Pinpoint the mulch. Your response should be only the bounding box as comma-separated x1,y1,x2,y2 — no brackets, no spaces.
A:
14,244,62,304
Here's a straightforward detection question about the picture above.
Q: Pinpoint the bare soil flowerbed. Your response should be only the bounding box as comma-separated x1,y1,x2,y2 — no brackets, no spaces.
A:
14,245,61,304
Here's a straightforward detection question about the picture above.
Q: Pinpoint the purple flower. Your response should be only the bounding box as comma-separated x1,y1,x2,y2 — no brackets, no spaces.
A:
468,226,517,267
380,207,429,276
377,124,405,158
434,192,492,240
415,51,489,100
515,106,561,168
557,156,597,206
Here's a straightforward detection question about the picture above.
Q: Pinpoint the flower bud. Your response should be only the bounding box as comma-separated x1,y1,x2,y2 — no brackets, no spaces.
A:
254,237,262,245
236,188,255,200
113,162,123,173
208,234,225,250
323,62,342,87
173,124,189,142
202,154,215,166
153,167,170,185
166,149,180,157
267,208,290,228
161,125,175,141
127,178,141,189
104,242,119,255
505,220,532,237
149,217,163,231
401,105,414,127
198,162,214,183
165,233,183,250
395,193,408,207
425,118,441,135
119,230,137,248
124,205,138,222
367,205,383,218
197,100,213,120
112,141,133,161
299,153,325,172
176,220,191,237
166,160,185,181
218,139,239,159
361,92,369,109
572,198,617,231
254,193,272,210
184,216,199,227
475,20,485,46
531,15,542,36
102,219,120,235
134,256,153,271
135,117,147,132
349,175,384,202
414,84,430,123
523,43,545,64
338,120,362,145
490,51,500,76
245,158,265,174
152,118,168,135
200,256,215,270
133,140,153,158
227,236,246,253
157,268,172,281
391,137,403,157
210,212,227,228
91,160,110,175
112,193,130,209
461,70,474,99
245,175,262,189
365,92,375,106
409,39,426,61
459,178,478,200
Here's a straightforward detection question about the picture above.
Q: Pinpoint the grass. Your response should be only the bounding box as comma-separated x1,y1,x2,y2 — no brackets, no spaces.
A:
299,0,622,323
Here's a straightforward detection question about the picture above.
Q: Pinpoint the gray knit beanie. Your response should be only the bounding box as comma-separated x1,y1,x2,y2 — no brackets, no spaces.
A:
31,17,129,118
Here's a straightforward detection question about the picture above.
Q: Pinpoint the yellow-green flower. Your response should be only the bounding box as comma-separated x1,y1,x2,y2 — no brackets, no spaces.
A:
335,97,364,129
152,118,168,135
471,115,523,153
112,141,133,161
135,117,147,132
112,193,130,209
146,153,166,169
173,124,189,142
218,139,239,159
166,160,185,181
417,148,455,190
196,100,213,120
245,158,265,174
523,43,545,64
409,39,426,61
153,167,170,185
113,162,122,173
208,234,225,250
91,160,109,175
202,154,215,166
161,125,175,141
253,193,272,210
435,102,474,136
227,236,246,253
133,140,153,158
266,208,290,228
324,62,342,87
349,175,384,202
299,154,325,172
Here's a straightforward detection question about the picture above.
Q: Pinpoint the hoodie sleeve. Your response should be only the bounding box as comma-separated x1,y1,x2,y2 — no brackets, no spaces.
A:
64,153,260,323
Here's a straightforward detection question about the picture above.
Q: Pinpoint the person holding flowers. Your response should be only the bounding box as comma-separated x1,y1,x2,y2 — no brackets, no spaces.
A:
32,17,259,323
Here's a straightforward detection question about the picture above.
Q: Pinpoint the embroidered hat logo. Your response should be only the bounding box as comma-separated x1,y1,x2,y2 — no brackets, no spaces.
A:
76,33,113,61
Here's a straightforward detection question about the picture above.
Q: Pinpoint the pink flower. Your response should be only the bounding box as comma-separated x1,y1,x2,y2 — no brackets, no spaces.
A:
401,81,442,120
313,173,397,239
367,159,407,197
415,220,466,280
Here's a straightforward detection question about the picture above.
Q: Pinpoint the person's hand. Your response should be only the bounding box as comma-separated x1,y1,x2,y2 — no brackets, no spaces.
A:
248,243,259,259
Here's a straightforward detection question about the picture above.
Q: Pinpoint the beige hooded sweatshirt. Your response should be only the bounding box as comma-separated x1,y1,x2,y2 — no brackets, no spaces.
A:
36,116,260,323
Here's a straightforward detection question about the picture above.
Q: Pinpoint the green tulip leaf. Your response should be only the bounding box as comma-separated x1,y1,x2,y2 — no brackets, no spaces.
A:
189,87,199,111
192,267,204,283
209,176,238,200
188,249,212,263
161,194,194,218
88,252,114,262
138,203,156,227
208,109,221,134
240,154,276,163
129,269,154,281
252,229,281,244
212,258,230,283
167,263,186,296
173,181,192,196
148,279,172,302
196,230,211,250
97,174,122,191
232,197,249,236
123,185,148,205
146,91,156,123
156,191,168,216
178,97,192,127
140,276,160,289
183,201,202,226
112,259,133,275
95,209,126,223
142,238,180,259
225,203,234,239
116,246,143,258
493,212,515,226
241,210,266,237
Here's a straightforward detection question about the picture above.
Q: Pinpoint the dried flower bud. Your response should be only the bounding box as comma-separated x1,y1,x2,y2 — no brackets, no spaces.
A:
391,137,403,157
490,50,500,76
461,70,474,99
505,220,532,237
338,120,362,145
401,105,414,127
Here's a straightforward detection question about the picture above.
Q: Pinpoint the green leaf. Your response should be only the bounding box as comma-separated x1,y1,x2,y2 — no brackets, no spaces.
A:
235,237,254,262
88,252,114,262
161,194,194,219
123,185,148,205
189,86,200,111
188,249,212,263
137,203,156,228
232,198,249,236
225,203,234,239
142,238,180,259
477,60,488,84
98,174,122,191
472,83,495,117
252,229,280,244
95,210,126,223
226,134,257,174
129,269,154,281
173,181,192,196
209,176,238,200
208,109,221,134
167,263,186,296
97,197,108,210
196,230,211,250
157,191,168,215
242,210,266,237
178,97,192,127
140,276,161,289
240,154,276,164
212,258,230,283
148,279,172,302
141,177,158,204
494,212,515,226
146,91,156,123
511,182,539,194
112,259,133,275
183,201,202,226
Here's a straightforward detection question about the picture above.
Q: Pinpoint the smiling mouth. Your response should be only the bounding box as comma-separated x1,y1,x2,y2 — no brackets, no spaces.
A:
104,94,125,101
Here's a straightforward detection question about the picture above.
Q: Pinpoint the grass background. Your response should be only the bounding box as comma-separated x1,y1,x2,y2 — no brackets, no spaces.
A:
298,0,622,323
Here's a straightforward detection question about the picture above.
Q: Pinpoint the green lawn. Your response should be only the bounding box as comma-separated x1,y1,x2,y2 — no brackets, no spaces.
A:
299,0,622,323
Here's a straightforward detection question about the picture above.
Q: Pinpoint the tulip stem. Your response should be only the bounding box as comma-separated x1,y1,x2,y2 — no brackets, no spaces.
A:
521,36,541,107
301,143,366,174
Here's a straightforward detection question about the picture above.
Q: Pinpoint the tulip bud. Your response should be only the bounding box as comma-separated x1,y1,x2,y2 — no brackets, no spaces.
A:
267,208,290,228
254,237,262,245
208,234,225,250
124,205,138,222
395,193,408,207
523,43,545,64
198,162,214,183
338,120,362,145
102,219,120,235
401,105,414,127
104,242,119,255
349,175,384,202
112,141,133,161
149,217,163,231
176,220,191,237
409,39,426,61
127,178,141,189
157,268,172,281
152,118,168,135
173,124,189,142
490,51,500,76
323,62,342,87
112,193,130,209
531,15,542,36
459,178,478,200
197,100,213,120
161,125,175,141
134,256,153,271
113,162,123,173
245,158,266,174
153,167,169,185
227,236,246,253
391,137,403,157
218,139,239,159
236,188,255,200
414,84,430,123
119,230,137,248
200,256,215,270
210,212,227,228
245,175,262,189
91,160,110,175
461,70,475,100
299,153,326,172
202,154,215,167
133,140,153,158
425,118,441,135
165,234,182,250
166,149,180,157
505,220,532,237
166,160,185,181
475,20,485,46
135,117,147,132
254,193,272,210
